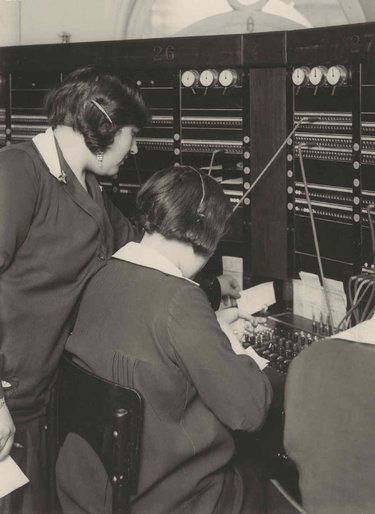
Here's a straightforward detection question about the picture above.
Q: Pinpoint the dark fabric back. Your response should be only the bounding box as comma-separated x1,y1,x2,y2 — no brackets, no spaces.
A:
284,338,375,514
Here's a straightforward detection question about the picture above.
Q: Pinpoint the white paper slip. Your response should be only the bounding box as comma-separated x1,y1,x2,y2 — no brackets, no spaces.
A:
0,456,29,499
222,256,243,291
237,282,276,315
293,273,347,329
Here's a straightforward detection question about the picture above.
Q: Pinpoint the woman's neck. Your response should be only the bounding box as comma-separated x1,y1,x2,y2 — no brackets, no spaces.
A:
141,233,182,269
53,126,90,190
140,233,205,279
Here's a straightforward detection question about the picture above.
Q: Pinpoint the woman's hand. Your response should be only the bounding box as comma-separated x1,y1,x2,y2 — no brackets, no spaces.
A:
217,274,241,300
216,309,249,355
216,307,240,325
0,400,15,461
216,307,252,345
216,307,251,325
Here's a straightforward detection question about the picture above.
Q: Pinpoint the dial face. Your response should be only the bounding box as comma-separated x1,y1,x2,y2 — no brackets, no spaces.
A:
309,66,327,86
199,69,217,87
327,65,347,86
218,69,238,87
292,67,309,86
181,70,199,88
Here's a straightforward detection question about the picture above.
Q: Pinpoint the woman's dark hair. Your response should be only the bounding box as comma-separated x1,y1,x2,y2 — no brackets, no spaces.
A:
136,166,233,257
44,65,149,153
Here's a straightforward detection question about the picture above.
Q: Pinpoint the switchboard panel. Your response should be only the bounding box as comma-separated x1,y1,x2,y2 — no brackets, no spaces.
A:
287,23,375,281
0,32,287,286
1,24,374,290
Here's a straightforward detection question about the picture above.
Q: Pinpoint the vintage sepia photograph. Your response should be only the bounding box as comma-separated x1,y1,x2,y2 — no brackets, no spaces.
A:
1,1,375,513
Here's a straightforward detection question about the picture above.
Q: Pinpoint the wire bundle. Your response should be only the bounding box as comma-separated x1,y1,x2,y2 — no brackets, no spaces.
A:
336,205,375,331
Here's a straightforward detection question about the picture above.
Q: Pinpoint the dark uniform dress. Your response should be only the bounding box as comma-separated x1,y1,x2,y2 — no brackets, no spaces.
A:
56,243,272,514
284,322,375,514
0,136,136,514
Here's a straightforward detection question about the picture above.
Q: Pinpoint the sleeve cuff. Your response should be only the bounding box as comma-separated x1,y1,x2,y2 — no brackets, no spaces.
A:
195,272,221,311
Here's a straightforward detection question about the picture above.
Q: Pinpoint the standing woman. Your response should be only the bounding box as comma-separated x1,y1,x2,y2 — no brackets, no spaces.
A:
0,65,148,513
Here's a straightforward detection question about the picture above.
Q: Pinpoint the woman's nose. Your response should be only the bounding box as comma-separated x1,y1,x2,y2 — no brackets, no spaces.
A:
130,138,138,155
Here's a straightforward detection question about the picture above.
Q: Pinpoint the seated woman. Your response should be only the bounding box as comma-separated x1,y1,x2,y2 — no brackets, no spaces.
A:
56,165,272,514
284,318,375,514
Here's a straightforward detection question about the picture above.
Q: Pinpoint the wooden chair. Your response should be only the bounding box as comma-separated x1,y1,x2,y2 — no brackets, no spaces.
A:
57,352,143,514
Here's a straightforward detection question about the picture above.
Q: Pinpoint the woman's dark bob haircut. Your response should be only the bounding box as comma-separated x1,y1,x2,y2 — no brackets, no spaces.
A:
136,165,233,257
44,65,149,153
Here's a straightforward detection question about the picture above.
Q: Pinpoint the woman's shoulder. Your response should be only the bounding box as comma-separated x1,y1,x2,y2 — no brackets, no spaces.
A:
108,258,207,304
0,141,52,189
1,140,37,158
0,141,44,171
164,275,211,315
146,265,207,302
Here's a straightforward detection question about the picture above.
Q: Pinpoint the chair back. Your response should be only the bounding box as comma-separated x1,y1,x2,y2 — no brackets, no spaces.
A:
57,352,143,514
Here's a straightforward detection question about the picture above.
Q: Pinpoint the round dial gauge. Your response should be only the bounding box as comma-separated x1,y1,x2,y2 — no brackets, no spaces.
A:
309,66,328,86
181,70,200,88
292,67,310,87
218,69,238,87
199,69,218,88
326,65,348,86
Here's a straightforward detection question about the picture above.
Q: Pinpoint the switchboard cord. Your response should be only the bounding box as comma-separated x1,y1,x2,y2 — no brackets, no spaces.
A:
337,273,369,330
362,205,375,320
337,276,373,330
348,273,365,312
233,116,315,212
297,144,335,332
208,149,221,176
336,205,375,330
353,275,375,322
352,277,372,324
359,276,375,322
356,205,375,322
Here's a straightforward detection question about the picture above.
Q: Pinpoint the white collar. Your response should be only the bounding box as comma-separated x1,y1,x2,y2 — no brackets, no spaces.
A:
32,128,66,182
331,317,375,346
113,242,198,285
